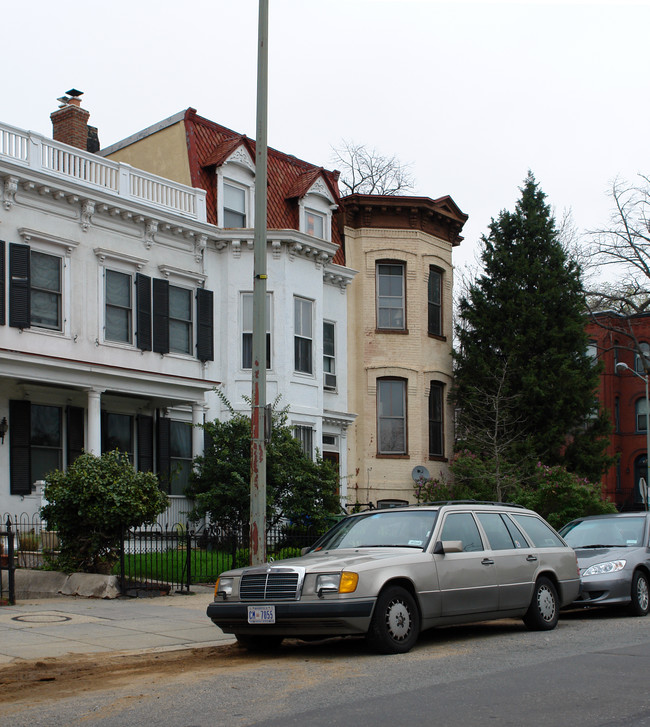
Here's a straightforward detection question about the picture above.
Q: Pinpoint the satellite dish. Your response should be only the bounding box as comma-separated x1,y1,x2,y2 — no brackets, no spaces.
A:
411,465,430,482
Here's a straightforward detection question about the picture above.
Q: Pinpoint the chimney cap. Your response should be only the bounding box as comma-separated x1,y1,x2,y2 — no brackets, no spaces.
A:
66,88,83,97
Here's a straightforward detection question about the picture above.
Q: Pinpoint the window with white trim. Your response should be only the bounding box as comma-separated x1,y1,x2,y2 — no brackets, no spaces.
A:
169,285,193,355
170,420,193,496
637,398,648,433
30,251,62,330
294,297,313,374
223,181,247,227
294,425,314,460
636,342,650,373
242,292,271,369
323,321,336,390
305,209,325,239
105,269,132,343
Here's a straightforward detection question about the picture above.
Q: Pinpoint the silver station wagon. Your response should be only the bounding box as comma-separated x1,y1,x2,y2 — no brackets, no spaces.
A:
207,502,580,654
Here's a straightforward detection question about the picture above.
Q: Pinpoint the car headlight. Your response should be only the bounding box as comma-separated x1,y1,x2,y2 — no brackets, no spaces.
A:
316,571,359,596
214,576,234,599
582,560,626,577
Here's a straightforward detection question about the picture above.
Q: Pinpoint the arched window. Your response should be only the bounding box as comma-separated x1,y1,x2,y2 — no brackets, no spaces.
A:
428,382,444,458
377,378,407,454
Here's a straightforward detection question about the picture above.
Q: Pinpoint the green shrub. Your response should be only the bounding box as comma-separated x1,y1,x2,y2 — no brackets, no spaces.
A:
515,463,617,530
41,450,168,573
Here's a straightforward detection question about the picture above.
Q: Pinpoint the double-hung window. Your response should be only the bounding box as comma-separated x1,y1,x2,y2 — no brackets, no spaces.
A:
428,267,442,337
428,382,444,457
294,297,313,374
31,404,62,482
169,285,193,355
377,263,405,330
323,321,336,389
294,425,314,460
31,251,62,330
242,292,271,369
223,182,247,227
105,269,132,343
377,378,407,455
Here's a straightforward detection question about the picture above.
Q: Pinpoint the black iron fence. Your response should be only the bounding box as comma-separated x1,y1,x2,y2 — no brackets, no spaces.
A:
0,516,17,604
119,521,323,595
1,512,324,597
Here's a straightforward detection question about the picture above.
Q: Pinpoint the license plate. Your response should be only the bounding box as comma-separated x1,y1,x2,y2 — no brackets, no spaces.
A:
247,605,276,624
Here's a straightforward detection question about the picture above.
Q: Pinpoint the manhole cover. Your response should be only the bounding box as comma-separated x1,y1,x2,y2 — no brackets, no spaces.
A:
12,614,72,624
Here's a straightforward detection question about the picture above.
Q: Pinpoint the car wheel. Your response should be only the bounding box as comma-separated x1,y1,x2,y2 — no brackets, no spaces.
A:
628,570,650,617
523,576,559,631
366,585,420,654
235,634,284,651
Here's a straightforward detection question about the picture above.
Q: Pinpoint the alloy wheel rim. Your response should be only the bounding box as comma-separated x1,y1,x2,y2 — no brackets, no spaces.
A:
637,577,649,611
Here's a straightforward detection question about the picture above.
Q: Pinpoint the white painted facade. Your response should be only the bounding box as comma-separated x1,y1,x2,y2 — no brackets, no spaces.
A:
0,120,355,520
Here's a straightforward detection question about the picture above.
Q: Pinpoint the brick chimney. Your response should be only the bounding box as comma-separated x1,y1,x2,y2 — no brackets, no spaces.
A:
51,89,99,152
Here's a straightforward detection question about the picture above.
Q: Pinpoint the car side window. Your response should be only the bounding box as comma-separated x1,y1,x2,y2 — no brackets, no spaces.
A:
476,513,516,550
501,514,528,548
511,514,564,548
440,513,484,552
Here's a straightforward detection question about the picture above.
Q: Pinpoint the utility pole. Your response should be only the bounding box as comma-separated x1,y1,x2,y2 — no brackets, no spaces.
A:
250,0,269,565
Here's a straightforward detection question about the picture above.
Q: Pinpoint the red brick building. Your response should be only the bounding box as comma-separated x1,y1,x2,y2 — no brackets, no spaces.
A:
587,311,650,510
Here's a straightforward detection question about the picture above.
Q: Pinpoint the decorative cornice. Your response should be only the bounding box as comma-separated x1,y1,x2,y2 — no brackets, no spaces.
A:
3,176,18,209
158,264,206,286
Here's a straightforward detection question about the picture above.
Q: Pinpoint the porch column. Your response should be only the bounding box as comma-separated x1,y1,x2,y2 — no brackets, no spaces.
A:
192,401,205,460
86,388,103,455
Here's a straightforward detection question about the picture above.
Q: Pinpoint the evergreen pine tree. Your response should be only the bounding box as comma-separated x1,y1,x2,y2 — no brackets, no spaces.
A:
454,172,612,482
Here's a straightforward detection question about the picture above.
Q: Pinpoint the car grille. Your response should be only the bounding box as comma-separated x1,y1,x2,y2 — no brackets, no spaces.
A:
240,569,302,601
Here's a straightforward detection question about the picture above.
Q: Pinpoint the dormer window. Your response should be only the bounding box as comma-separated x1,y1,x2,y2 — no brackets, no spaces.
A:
298,176,336,241
216,143,255,229
305,209,325,239
223,181,247,227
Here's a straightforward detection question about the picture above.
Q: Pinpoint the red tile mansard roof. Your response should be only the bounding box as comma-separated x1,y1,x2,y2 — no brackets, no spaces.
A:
182,109,343,259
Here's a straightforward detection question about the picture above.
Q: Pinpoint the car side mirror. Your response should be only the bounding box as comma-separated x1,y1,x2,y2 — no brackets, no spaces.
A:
433,540,463,555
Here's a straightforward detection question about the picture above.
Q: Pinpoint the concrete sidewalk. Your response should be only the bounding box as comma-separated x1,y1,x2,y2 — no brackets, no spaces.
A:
0,588,236,665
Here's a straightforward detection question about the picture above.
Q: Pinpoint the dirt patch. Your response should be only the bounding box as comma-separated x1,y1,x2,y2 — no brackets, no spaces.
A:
0,643,262,704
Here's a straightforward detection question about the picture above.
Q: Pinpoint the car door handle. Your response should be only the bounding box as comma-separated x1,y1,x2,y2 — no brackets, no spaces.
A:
481,558,495,566
526,555,538,562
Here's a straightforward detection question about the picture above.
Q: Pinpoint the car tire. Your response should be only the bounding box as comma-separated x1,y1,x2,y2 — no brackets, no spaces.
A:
523,576,559,631
235,634,284,651
628,570,650,617
366,585,420,654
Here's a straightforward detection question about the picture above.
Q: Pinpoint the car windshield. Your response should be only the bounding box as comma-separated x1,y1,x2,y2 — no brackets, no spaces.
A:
310,510,438,551
559,517,646,548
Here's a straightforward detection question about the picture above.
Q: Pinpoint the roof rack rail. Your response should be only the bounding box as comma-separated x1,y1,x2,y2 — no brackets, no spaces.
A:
421,499,526,509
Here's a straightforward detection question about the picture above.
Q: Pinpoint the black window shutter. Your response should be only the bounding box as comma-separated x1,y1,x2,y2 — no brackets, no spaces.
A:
196,288,214,362
136,273,152,351
66,406,84,466
156,414,171,493
10,400,31,495
153,278,169,354
9,242,30,329
138,414,154,472
0,240,5,326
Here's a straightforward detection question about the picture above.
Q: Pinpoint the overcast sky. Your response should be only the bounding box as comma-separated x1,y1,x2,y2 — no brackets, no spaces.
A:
3,0,648,272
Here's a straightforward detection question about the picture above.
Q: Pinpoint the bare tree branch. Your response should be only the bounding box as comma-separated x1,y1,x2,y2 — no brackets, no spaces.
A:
331,140,415,196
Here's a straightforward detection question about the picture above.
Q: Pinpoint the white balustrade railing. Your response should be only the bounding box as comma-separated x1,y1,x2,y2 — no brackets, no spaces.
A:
0,120,206,222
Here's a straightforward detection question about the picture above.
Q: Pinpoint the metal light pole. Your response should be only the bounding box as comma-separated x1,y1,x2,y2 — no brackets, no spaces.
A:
250,0,269,565
616,361,650,511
